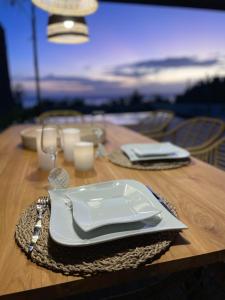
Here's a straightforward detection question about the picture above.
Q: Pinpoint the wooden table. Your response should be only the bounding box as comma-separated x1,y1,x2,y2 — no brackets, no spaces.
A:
1,124,225,299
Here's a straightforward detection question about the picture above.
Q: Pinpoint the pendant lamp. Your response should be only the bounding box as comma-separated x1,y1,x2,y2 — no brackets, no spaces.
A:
32,0,98,16
47,15,89,44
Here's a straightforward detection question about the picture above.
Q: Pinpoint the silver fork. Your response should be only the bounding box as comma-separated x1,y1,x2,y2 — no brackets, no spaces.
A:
28,196,49,254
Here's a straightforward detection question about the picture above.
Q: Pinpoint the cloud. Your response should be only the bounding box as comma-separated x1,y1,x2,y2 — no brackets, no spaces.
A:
24,74,122,86
12,56,223,100
111,57,220,78
13,75,127,98
13,73,189,100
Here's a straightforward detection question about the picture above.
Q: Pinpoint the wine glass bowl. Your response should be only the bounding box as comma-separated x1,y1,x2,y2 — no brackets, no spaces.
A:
41,125,59,166
41,126,57,152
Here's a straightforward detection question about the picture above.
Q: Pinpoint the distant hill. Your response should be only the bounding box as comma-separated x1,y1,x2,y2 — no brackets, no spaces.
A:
176,77,225,103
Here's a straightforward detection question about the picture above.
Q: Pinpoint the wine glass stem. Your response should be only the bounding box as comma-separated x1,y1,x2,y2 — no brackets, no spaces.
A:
51,154,56,169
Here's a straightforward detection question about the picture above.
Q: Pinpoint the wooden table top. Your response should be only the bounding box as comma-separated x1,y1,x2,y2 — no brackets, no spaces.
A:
1,124,225,299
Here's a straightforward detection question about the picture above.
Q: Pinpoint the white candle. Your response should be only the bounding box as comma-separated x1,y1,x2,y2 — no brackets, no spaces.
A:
36,129,54,171
62,128,80,162
73,142,94,171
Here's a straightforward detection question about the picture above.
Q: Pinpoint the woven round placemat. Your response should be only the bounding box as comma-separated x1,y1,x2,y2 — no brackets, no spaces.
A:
15,200,178,277
108,149,191,170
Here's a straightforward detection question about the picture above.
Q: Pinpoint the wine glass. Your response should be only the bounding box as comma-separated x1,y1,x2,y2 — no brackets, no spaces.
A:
41,124,69,188
93,127,106,158
41,125,58,168
92,110,105,129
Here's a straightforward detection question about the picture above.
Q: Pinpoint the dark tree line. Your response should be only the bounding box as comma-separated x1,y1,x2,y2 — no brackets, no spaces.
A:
176,77,225,104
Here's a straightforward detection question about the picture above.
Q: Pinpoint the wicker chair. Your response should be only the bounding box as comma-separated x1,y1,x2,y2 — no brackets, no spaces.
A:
192,137,225,170
150,117,225,153
36,110,83,124
126,110,174,136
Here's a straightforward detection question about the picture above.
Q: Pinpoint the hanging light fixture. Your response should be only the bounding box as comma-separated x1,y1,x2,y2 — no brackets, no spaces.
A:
47,15,89,44
32,0,98,16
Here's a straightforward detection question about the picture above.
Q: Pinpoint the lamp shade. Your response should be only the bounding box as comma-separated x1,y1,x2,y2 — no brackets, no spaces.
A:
47,15,89,44
32,0,98,16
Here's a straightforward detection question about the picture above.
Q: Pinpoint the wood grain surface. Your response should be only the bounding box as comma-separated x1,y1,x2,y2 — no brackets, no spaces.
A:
1,124,225,299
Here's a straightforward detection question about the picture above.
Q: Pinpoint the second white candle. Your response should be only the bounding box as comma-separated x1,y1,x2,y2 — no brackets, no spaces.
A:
73,142,94,171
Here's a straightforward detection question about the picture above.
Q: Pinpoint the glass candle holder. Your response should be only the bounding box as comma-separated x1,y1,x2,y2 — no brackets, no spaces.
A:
62,128,80,162
48,167,70,189
73,142,94,171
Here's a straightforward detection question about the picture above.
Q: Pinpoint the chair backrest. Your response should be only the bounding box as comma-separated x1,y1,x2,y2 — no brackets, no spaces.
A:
36,110,83,124
194,136,225,171
140,110,174,133
166,117,224,151
214,137,225,170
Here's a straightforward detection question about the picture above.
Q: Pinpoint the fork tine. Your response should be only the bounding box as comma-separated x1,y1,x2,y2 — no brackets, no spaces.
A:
42,196,48,206
37,196,49,206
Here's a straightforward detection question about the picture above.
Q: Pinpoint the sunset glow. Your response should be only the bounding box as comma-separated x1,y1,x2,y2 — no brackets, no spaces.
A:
1,2,225,105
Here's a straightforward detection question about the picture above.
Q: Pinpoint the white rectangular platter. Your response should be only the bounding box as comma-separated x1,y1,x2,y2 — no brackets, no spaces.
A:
121,143,190,162
49,180,187,247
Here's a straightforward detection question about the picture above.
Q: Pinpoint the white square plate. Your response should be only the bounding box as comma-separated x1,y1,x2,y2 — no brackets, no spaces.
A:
133,142,176,157
66,181,161,232
48,180,187,247
121,143,190,162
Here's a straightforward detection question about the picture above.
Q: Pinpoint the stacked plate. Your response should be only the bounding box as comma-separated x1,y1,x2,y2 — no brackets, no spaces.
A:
49,180,187,246
121,142,190,162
